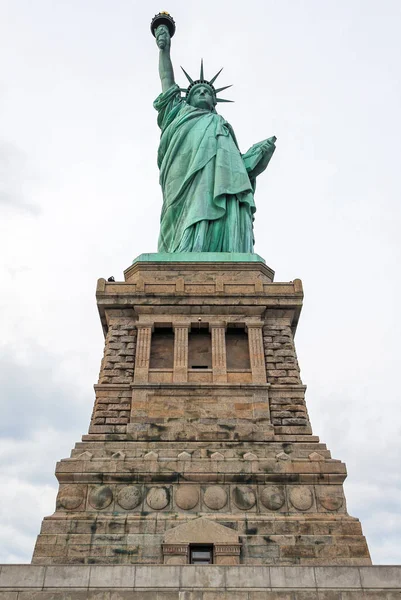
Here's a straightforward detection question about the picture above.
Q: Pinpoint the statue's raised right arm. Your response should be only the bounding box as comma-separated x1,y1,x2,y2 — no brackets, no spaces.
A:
155,25,175,92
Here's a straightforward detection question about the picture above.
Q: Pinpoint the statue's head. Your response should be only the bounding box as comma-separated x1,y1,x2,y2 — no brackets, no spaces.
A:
187,83,216,111
181,61,233,110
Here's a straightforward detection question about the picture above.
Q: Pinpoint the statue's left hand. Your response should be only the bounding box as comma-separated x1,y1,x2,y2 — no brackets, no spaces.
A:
242,136,277,179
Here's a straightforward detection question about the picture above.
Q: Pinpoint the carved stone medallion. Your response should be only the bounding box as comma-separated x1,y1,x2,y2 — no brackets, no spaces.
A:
88,486,113,510
175,485,199,510
57,485,85,510
232,486,256,510
203,486,228,510
147,486,170,510
260,485,285,511
317,487,344,511
289,486,313,511
117,486,142,510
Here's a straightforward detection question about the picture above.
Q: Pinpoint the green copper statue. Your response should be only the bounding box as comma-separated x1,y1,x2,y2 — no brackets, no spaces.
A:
152,13,276,253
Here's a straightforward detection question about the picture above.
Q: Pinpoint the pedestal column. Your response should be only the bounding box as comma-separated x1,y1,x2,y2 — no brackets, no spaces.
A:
247,323,267,383
134,324,153,383
210,322,227,383
173,323,189,383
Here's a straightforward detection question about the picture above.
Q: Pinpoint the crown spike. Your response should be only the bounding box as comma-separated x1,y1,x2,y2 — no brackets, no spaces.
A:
200,59,204,80
216,98,234,103
181,66,194,84
214,84,233,94
209,68,223,85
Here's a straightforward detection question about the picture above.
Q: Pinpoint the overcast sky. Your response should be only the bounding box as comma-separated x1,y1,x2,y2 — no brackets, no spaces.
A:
1,0,400,564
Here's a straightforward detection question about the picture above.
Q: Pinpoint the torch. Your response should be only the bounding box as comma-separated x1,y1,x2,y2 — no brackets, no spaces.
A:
150,12,176,38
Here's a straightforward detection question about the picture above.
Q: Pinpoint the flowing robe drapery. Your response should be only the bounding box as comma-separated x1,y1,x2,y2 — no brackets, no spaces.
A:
154,84,273,253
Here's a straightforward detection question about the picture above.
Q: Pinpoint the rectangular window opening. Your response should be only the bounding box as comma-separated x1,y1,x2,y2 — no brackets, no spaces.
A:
226,325,251,370
190,544,214,565
188,327,212,369
149,326,174,369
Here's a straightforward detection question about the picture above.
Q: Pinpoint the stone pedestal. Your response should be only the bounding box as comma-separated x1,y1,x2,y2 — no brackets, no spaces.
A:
31,255,371,566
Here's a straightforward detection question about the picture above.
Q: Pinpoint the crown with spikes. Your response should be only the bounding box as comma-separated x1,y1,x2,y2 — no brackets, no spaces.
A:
180,59,233,104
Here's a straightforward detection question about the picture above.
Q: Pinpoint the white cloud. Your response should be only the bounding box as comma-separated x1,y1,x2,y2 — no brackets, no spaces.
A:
0,478,56,563
0,346,90,439
0,141,39,214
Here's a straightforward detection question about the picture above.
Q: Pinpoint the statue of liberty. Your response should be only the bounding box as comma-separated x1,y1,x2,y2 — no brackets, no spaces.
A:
152,13,276,253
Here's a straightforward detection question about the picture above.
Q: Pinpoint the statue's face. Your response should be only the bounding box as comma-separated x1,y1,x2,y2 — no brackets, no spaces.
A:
188,85,216,110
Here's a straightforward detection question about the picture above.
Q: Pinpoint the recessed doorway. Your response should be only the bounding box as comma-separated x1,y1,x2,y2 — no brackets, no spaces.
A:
189,544,214,564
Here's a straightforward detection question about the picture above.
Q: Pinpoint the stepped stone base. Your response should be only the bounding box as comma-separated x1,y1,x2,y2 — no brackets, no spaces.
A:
0,565,400,599
31,258,370,565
